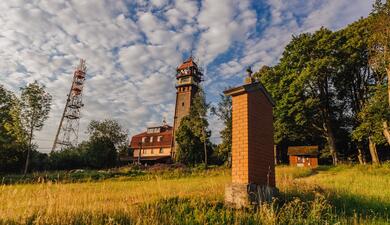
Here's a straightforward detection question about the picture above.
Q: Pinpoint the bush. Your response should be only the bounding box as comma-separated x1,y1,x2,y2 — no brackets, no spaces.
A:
49,146,86,170
84,137,117,168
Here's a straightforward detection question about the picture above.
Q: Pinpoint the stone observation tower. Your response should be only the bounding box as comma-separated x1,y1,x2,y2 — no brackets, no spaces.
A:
172,57,203,156
224,67,276,208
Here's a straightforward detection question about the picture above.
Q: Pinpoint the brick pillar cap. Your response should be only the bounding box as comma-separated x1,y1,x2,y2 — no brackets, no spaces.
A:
223,81,275,106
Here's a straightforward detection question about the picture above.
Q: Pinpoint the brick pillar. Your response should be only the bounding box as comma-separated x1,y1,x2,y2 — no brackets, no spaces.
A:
224,81,277,208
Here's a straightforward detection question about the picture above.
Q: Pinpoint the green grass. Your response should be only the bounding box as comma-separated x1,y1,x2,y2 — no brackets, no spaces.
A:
0,165,389,224
0,164,226,185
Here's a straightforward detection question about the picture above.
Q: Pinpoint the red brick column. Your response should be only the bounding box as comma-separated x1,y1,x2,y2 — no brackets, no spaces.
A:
224,81,276,207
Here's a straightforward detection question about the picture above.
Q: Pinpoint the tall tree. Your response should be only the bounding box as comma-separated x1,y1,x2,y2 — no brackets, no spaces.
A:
20,81,52,175
0,85,17,147
175,88,210,166
336,18,374,164
87,119,128,151
175,116,204,165
263,28,343,165
370,0,390,146
0,85,27,172
352,85,389,164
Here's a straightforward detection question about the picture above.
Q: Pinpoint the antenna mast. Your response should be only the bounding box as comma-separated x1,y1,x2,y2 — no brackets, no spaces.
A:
52,59,87,151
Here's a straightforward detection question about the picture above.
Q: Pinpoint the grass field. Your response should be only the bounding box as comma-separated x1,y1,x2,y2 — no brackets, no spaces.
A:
0,165,389,224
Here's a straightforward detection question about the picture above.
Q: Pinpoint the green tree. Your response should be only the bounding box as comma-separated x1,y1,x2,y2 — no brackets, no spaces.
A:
87,119,128,150
20,81,52,175
369,0,390,145
84,137,117,168
175,116,204,165
352,85,389,164
0,85,29,172
256,29,344,165
211,93,232,164
336,18,374,164
175,88,211,166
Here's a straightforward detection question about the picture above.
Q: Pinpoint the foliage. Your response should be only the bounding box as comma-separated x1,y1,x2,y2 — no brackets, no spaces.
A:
49,144,87,170
255,28,344,165
175,88,212,165
0,85,29,173
254,14,390,164
84,137,117,168
19,81,52,138
353,85,389,144
87,119,128,149
19,81,52,174
48,119,125,170
369,0,390,76
175,116,204,165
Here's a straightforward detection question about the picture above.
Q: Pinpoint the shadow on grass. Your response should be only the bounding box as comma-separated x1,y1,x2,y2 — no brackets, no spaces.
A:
279,187,390,220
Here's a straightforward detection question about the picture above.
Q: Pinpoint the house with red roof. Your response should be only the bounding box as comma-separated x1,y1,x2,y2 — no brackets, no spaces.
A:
129,122,173,163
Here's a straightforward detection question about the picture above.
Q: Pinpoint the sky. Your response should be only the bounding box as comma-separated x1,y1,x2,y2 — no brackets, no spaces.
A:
0,0,373,152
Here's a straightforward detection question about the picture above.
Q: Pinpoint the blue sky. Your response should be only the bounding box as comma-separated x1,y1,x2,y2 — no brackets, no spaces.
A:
0,0,373,152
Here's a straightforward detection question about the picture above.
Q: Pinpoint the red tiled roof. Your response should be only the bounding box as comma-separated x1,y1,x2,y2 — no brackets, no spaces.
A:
129,126,173,149
287,146,319,156
177,57,197,70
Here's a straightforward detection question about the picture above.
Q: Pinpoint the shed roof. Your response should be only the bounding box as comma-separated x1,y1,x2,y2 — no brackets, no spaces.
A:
287,146,319,156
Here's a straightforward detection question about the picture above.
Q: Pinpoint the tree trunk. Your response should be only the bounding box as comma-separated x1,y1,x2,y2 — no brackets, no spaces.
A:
383,121,390,145
202,128,207,170
324,120,338,165
24,127,34,176
274,145,278,165
368,137,380,165
386,67,390,107
357,143,366,165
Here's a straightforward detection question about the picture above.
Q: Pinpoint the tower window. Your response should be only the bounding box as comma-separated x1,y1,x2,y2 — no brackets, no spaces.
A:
182,102,184,107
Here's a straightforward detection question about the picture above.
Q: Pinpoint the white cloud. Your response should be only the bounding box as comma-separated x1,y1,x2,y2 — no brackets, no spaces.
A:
196,0,256,65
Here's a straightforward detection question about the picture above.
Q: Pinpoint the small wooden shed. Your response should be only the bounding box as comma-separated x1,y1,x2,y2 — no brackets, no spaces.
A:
288,146,319,168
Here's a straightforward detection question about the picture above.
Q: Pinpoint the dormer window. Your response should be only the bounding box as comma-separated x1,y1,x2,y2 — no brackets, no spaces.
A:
147,127,161,133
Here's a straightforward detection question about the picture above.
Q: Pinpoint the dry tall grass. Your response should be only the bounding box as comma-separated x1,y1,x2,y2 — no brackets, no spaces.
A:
0,165,389,224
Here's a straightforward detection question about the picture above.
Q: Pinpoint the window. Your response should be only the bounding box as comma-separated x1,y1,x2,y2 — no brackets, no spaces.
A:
181,77,190,83
142,137,146,143
297,156,305,163
159,148,163,153
157,136,163,142
147,127,161,134
150,137,153,143
151,149,154,154
182,102,184,107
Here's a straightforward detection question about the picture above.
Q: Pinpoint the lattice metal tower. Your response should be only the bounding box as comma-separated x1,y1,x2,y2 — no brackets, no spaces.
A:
52,59,87,151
